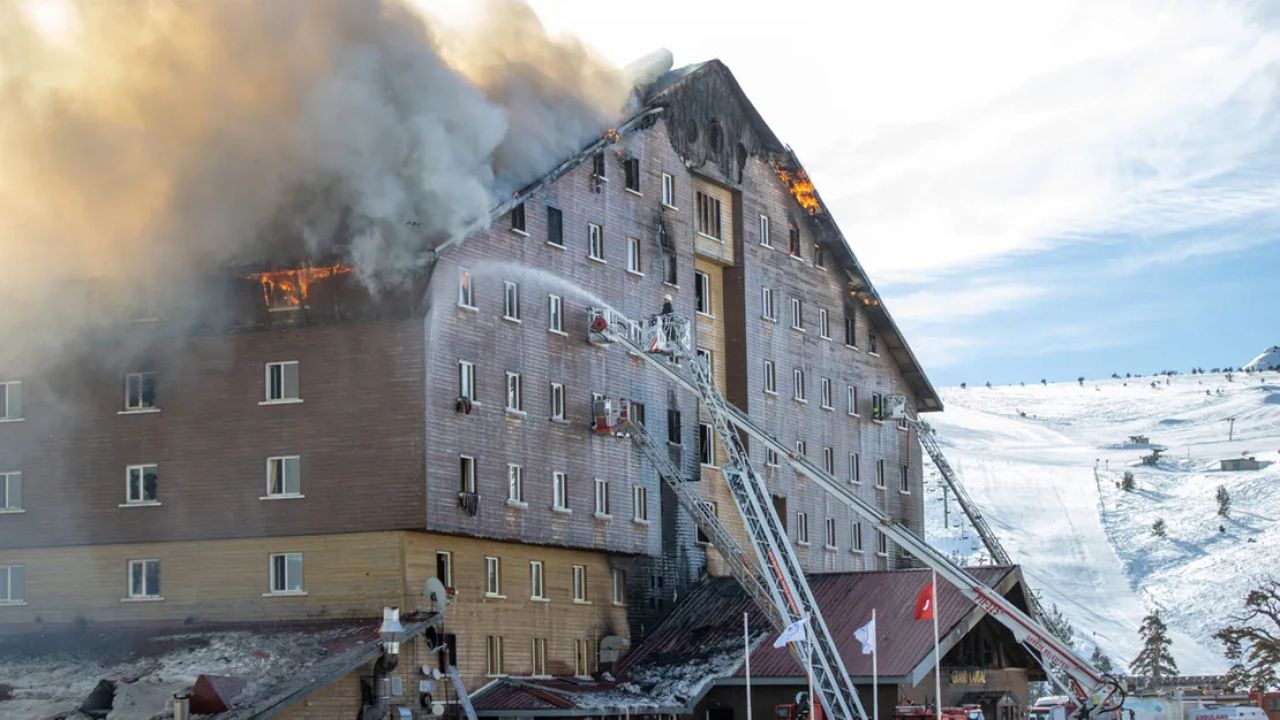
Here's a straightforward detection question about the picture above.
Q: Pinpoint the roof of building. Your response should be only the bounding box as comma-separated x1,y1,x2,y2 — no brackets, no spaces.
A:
0,613,438,719
471,566,1030,717
481,59,942,412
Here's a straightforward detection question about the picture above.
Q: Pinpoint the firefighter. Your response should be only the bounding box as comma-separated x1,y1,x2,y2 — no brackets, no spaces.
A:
661,293,674,316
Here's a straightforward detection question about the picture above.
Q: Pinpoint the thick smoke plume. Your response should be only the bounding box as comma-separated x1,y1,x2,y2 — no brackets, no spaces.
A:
0,0,631,340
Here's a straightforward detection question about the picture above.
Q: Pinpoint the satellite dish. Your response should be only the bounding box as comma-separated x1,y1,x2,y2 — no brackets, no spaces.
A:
431,702,446,716
424,577,449,613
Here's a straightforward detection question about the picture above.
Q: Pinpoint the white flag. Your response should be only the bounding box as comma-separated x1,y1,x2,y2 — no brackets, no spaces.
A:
854,616,877,655
773,616,808,648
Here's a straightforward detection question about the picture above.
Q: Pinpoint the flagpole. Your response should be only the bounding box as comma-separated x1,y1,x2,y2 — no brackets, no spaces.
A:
932,569,942,720
807,618,815,720
871,608,878,720
745,612,753,720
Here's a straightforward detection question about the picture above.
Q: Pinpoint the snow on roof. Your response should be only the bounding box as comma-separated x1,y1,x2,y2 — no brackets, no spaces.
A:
0,614,438,719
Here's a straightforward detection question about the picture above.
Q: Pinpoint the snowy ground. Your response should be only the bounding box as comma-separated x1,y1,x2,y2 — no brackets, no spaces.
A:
922,370,1280,674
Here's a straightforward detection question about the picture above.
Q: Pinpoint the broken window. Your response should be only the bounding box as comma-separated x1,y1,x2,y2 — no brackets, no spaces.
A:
667,409,681,445
815,243,825,268
503,281,520,321
624,158,640,193
871,392,884,420
663,251,677,285
486,635,505,675
1,472,22,511
849,453,861,484
696,347,712,375
265,361,300,402
789,220,801,258
661,173,675,207
436,551,453,587
549,382,565,421
507,463,524,503
458,269,475,308
766,448,779,467
633,484,647,522
695,272,710,314
510,203,526,233
0,381,21,420
127,558,161,599
588,223,604,261
0,564,24,603
763,359,776,394
485,556,502,597
529,561,545,600
553,471,568,510
125,464,158,504
548,294,563,333
574,639,590,676
572,565,588,602
868,332,879,354
546,207,563,246
796,512,809,544
695,191,722,239
594,478,610,516
592,152,605,179
266,456,301,497
504,372,523,413
124,372,157,411
460,456,476,494
699,423,715,466
696,501,717,544
759,214,771,247
269,552,303,594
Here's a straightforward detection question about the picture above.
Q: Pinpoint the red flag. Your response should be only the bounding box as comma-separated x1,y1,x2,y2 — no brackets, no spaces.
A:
914,582,934,621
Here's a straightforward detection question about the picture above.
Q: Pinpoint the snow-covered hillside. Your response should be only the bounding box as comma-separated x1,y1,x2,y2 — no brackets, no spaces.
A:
922,370,1280,674
1246,345,1280,371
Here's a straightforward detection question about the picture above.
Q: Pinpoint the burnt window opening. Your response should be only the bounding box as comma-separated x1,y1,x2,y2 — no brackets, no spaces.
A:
868,331,879,354
510,203,526,233
624,158,641,193
814,243,825,268
844,310,857,347
789,221,801,258
592,152,606,178
736,142,748,179
546,206,563,246
685,121,698,144
708,120,723,155
667,408,681,445
124,372,157,410
663,251,678,285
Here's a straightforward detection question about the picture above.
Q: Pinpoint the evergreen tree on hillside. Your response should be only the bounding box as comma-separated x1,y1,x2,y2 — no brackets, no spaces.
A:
1216,486,1232,518
1131,612,1178,683
1152,518,1167,537
1215,578,1280,692
1089,645,1115,674
1043,601,1075,646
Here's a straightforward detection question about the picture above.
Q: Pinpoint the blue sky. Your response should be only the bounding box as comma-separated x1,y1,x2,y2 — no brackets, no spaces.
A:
437,0,1280,386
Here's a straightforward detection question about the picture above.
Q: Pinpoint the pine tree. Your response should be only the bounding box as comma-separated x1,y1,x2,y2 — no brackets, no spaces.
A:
1122,472,1135,492
1152,518,1166,537
1089,645,1115,674
1043,602,1075,646
1216,486,1231,518
1131,612,1178,683
1215,578,1280,691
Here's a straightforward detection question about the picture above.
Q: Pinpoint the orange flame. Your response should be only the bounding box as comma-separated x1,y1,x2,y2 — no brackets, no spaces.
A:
776,167,820,216
602,128,621,143
242,263,353,309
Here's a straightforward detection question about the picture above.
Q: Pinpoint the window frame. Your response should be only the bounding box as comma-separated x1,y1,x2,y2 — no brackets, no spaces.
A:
761,287,776,321
820,377,833,409
574,638,590,677
124,463,159,505
458,360,476,402
264,361,301,403
436,550,453,587
822,446,835,475
763,360,777,394
695,191,723,240
852,522,864,552
507,463,525,505
632,484,648,523
126,558,162,600
825,517,837,549
0,564,24,604
612,568,626,605
458,269,476,309
759,214,771,247
572,564,589,604
587,223,605,262
549,382,566,422
529,560,546,600
694,272,711,315
459,455,477,494
877,530,889,557
626,236,642,274
123,371,158,412
796,511,810,545
531,637,548,677
502,281,521,321
793,368,807,402
790,298,803,330
661,173,675,208
268,552,305,595
548,294,564,334
900,464,911,494
504,372,524,414
847,385,860,416
486,635,506,677
509,203,527,234
624,158,641,193
698,423,716,467
552,471,569,512
485,556,503,598
849,453,861,484
0,381,21,421
876,459,886,489
265,455,302,498
0,471,21,512
818,308,830,339
593,478,611,518
546,206,564,247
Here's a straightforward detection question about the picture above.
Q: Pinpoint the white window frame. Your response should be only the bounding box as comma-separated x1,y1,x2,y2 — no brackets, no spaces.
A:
529,560,546,600
458,360,476,402
790,298,803,330
124,464,159,506
0,381,21,422
793,368,807,402
820,377,833,409
766,448,779,467
852,522,864,552
503,281,521,321
549,382,565,421
763,360,777,394
1,472,23,512
552,471,569,512
823,447,835,474
504,372,523,414
588,223,604,261
485,556,503,597
819,308,830,339
796,512,810,545
267,552,304,595
486,635,505,676
548,294,564,334
900,464,911,494
759,214,771,247
661,173,676,208
264,361,301,403
123,371,157,411
460,455,477,493
845,311,858,348
632,484,648,523
265,455,302,498
761,287,776,321
847,385,859,416
0,564,24,604
849,453,861,484
695,272,712,315
458,269,475,309
825,517,837,549
126,558,162,600
593,478,611,518
531,637,548,677
436,550,453,587
696,501,718,544
877,530,889,557
574,639,590,677
572,564,589,603
696,191,723,240
507,463,525,505
796,439,807,457
699,423,716,467
876,459,886,488
612,568,626,605
626,236,642,274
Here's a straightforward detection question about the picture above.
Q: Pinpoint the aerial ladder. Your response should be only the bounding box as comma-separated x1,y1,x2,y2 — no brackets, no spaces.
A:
587,308,1129,720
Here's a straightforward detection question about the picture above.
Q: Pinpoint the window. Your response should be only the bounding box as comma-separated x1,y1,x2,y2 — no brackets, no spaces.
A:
1,472,22,512
871,392,884,420
505,372,523,412
265,361,300,402
696,191,722,239
486,635,505,676
507,464,524,503
612,569,626,605
766,448,779,467
627,237,642,274
667,409,681,445
553,471,569,510
574,639,591,676
531,637,548,676
269,552,304,594
819,309,830,339
815,243,825,268
900,465,911,494
763,360,777,394
124,372,157,411
760,287,775,321
661,173,675,207
822,447,835,474
820,378,833,409
459,456,476,493
852,522,864,551
793,368,806,402
503,281,520,321
549,383,565,421
790,298,803,330
0,381,20,421
529,561,545,600
458,361,476,401
695,271,711,314
266,456,301,497
572,564,588,603
630,401,646,428
876,459,886,488
696,501,718,544
663,250,678,285
588,223,604,261
594,478,610,517
547,206,564,246
868,332,879,354
825,517,837,548
796,512,810,544
876,530,889,557
759,214,771,246
696,348,712,374
844,312,857,347
548,295,563,333
849,453,861,484
592,151,606,179
458,269,475,308
624,158,640,192
127,558,161,599
789,220,801,257
699,423,715,466
847,385,859,416
795,439,807,458
436,551,453,587
510,203,526,233
633,484,648,522
0,565,24,604
485,556,502,597
125,464,158,505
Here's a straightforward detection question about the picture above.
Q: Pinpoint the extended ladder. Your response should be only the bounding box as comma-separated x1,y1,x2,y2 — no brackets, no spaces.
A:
916,421,1011,566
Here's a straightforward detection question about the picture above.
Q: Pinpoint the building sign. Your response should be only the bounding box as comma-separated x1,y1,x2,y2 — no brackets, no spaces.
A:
949,669,987,685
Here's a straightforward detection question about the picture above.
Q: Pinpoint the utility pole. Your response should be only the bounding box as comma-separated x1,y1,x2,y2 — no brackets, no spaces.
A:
1226,417,1236,442
941,485,950,528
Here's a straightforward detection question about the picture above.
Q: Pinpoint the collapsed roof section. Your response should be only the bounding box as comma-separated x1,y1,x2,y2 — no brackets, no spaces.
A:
483,59,942,412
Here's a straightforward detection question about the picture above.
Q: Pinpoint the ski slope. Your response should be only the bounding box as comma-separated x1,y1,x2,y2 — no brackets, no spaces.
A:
922,369,1280,674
